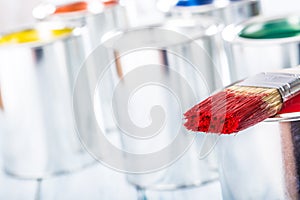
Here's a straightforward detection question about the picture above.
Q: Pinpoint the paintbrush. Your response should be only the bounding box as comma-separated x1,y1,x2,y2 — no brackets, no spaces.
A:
184,67,300,134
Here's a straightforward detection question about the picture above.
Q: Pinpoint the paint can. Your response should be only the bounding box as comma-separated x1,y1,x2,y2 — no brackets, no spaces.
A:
0,22,93,179
223,14,300,81
33,0,129,134
77,16,230,197
218,14,300,199
218,109,300,200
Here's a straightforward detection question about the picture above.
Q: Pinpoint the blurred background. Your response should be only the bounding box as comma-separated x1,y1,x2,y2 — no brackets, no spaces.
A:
0,0,300,200
1,0,300,32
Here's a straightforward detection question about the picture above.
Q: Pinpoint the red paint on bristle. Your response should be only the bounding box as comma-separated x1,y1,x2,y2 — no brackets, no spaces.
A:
279,93,300,114
184,89,272,134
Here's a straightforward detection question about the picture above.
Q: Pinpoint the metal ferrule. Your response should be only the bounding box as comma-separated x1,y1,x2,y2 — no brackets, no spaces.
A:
237,69,300,102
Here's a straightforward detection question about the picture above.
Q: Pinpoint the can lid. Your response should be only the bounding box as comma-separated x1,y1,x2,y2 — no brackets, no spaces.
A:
33,0,118,20
0,28,73,44
239,16,300,39
223,14,300,45
157,0,214,13
176,0,213,6
175,0,243,6
54,1,88,14
160,0,247,13
0,22,79,47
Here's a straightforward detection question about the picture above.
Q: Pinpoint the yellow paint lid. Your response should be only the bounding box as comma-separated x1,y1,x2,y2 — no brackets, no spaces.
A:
0,27,73,45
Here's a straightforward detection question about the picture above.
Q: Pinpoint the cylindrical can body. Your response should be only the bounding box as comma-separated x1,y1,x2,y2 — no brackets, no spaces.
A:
218,111,300,200
217,15,300,199
0,23,93,179
33,1,128,51
33,1,128,134
166,0,261,25
91,16,230,191
223,14,300,81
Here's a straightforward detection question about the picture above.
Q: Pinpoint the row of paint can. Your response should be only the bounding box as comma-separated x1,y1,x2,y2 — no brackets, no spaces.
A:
0,0,127,178
2,0,300,199
220,14,300,200
170,2,300,199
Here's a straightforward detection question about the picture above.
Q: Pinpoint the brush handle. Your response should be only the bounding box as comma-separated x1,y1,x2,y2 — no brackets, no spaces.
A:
237,67,300,102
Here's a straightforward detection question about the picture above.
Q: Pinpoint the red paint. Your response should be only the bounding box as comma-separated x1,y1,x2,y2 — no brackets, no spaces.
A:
184,89,272,134
278,93,300,114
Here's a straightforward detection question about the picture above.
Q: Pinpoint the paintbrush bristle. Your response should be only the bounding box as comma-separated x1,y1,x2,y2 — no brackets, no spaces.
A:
184,86,283,134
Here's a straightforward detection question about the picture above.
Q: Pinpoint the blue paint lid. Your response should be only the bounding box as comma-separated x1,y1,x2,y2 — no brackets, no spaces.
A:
176,0,213,6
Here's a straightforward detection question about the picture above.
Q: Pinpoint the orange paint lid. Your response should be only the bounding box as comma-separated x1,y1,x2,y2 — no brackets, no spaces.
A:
53,0,118,14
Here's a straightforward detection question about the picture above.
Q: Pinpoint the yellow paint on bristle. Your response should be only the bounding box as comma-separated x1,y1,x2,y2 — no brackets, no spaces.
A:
0,28,73,44
228,85,283,115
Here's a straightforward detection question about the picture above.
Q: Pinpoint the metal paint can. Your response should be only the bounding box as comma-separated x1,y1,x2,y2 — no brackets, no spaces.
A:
218,14,300,200
0,22,93,179
223,14,300,81
218,111,300,200
91,16,230,195
33,0,128,134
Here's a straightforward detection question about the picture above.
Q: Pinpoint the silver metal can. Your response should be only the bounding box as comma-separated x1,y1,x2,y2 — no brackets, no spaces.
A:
218,111,300,200
33,1,129,134
85,16,230,192
0,22,93,179
223,14,300,81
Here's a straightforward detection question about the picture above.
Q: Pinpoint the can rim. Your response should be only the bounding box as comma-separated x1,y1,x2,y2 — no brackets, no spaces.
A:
223,13,300,45
102,16,223,50
265,112,300,122
0,22,82,48
32,1,119,21
161,0,257,13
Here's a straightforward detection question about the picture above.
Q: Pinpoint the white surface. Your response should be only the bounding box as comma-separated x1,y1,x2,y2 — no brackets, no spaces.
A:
0,161,137,200
261,0,300,16
39,164,137,200
0,173,37,200
142,181,222,200
0,161,222,200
